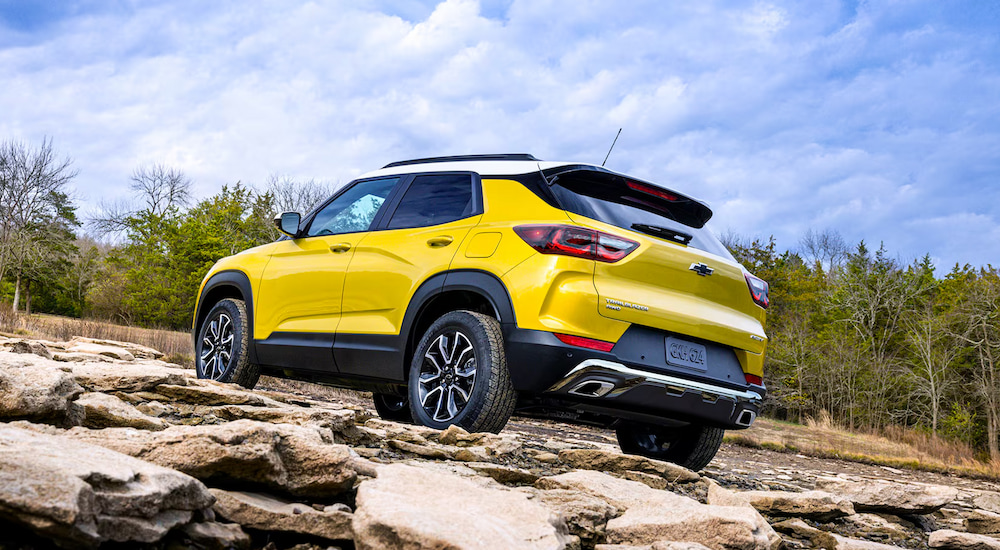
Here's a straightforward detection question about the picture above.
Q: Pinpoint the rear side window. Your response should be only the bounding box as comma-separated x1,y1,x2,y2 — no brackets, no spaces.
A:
387,174,475,229
551,181,735,261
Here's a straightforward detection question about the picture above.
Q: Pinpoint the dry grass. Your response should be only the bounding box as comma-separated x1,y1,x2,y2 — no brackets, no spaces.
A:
727,412,1000,480
0,306,193,364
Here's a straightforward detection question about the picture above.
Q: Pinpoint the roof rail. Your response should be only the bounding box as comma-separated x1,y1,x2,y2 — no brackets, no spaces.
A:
382,153,540,169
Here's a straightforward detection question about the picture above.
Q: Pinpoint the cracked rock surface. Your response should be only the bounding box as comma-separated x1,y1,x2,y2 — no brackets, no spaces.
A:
2,336,1000,550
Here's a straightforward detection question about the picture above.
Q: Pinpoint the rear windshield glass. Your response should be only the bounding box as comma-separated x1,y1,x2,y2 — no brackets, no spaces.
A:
551,183,735,261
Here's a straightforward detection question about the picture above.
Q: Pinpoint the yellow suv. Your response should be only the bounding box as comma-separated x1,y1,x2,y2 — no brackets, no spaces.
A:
193,154,769,470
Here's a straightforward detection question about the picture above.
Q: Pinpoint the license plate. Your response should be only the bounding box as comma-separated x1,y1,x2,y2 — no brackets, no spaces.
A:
665,337,708,371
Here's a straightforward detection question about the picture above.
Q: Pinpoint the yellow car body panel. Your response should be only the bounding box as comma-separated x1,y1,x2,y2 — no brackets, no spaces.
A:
338,216,481,335
254,232,367,338
499,253,631,342
735,349,765,379
450,178,632,342
563,213,768,355
194,242,274,334
448,178,562,279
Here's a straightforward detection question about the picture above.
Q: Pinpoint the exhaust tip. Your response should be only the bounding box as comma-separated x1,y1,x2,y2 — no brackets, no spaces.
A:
736,409,756,427
568,380,616,398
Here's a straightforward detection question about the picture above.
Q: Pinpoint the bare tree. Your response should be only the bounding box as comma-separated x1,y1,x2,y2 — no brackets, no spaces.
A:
91,163,191,236
85,263,131,325
89,197,135,236
0,137,78,311
831,244,930,429
800,228,849,277
955,270,1000,460
265,174,334,215
130,164,191,216
64,237,107,315
766,309,816,422
717,228,749,253
813,327,867,428
904,304,964,434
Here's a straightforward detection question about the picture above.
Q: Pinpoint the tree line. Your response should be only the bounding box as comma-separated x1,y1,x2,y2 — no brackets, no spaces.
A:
0,138,332,327
2,138,999,460
725,231,1000,461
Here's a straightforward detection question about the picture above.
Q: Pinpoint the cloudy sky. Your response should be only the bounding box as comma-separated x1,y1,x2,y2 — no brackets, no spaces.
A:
1,0,998,271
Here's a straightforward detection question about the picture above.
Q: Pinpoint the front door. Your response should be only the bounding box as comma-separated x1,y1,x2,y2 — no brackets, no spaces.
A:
254,176,401,371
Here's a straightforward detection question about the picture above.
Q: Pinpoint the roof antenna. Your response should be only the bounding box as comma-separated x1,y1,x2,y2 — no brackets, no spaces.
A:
602,128,622,167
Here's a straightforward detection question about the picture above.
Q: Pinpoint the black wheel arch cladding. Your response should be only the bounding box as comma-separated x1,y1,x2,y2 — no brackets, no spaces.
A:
194,270,258,364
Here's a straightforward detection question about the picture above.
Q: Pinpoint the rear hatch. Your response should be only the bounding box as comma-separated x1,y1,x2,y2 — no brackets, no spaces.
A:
545,166,767,355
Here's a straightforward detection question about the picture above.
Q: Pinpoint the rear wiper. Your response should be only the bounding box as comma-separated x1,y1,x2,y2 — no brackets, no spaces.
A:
631,223,693,245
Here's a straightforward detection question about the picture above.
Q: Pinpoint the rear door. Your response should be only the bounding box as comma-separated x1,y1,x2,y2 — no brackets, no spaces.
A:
336,172,482,378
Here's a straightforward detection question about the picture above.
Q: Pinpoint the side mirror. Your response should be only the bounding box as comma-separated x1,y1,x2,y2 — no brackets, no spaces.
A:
274,212,301,237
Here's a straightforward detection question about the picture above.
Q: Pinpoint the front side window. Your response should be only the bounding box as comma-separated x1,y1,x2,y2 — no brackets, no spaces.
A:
306,177,399,237
387,174,475,230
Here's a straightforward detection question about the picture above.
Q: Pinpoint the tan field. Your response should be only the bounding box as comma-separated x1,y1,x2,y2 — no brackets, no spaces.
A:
728,412,1000,480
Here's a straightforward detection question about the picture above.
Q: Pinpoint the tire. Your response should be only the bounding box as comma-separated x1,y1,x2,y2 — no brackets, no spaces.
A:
196,298,260,389
616,422,724,471
408,310,515,433
373,393,413,423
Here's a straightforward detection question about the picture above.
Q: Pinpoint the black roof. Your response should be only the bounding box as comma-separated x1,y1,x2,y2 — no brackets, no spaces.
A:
382,154,540,169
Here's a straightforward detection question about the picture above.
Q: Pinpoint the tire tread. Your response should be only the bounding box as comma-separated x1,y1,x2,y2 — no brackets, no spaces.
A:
408,310,515,434
198,298,260,389
679,425,724,471
615,422,724,472
467,311,516,433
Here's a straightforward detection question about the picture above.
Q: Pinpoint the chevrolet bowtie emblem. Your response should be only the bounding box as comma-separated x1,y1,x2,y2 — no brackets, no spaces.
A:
689,262,714,276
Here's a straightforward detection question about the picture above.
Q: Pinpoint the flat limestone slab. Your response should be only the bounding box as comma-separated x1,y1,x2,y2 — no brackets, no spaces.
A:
353,463,571,550
0,425,213,547
211,488,353,541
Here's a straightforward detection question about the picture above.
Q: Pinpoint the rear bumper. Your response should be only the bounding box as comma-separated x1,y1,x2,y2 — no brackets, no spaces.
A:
545,359,761,429
504,326,765,429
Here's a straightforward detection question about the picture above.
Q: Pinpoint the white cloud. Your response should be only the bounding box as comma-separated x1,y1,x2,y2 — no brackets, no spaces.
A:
0,0,998,271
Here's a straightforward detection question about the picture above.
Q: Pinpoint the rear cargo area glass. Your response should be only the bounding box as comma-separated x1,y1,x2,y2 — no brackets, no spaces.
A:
550,183,735,261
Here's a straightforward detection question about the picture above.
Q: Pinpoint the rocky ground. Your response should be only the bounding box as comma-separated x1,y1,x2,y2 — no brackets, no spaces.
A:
2,336,1000,550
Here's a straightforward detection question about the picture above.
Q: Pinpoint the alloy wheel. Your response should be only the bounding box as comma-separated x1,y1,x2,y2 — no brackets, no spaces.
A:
417,330,477,422
200,312,235,380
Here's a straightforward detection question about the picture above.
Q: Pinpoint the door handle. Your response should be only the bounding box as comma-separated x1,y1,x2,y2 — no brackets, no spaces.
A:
329,243,352,253
427,236,454,248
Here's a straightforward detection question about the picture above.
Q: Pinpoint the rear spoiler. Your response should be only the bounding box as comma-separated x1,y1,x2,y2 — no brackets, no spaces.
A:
540,165,713,228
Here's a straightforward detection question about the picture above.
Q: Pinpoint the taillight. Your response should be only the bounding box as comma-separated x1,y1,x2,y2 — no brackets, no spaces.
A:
554,333,615,352
745,273,769,309
514,225,639,263
627,180,678,202
744,373,763,386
